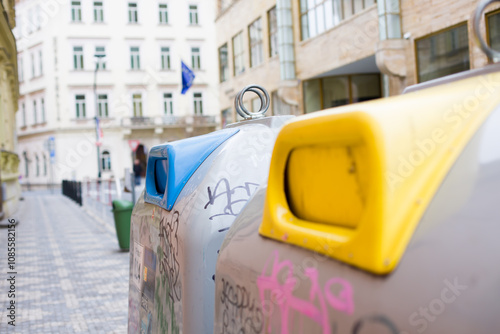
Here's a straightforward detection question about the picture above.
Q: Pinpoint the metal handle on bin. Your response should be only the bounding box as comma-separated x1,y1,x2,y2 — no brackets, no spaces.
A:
235,85,270,120
472,0,500,63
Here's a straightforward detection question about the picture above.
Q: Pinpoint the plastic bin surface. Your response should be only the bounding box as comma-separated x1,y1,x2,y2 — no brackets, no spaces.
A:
214,70,500,333
128,116,292,334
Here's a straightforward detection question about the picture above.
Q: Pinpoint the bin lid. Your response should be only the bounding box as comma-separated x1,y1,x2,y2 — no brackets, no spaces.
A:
112,200,134,211
144,128,240,210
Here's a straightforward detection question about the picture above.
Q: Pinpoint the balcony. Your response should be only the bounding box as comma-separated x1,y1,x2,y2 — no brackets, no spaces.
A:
121,116,187,129
190,115,217,127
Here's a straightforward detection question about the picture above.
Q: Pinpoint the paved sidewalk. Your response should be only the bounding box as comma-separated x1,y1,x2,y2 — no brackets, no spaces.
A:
0,191,130,333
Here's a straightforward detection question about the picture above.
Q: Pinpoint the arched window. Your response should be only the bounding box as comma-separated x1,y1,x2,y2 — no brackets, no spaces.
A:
101,150,111,171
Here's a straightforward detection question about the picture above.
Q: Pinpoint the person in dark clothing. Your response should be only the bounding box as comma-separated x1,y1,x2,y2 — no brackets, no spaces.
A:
133,159,142,185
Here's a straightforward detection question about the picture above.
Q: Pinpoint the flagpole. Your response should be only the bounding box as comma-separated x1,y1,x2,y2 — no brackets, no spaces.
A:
94,54,105,180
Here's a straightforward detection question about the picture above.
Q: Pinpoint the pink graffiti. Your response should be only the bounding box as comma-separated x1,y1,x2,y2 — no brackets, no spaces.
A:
257,251,354,334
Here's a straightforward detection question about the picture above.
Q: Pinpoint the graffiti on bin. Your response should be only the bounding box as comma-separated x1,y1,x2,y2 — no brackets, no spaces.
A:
204,178,259,220
158,211,182,302
350,315,400,334
257,250,354,334
220,278,263,334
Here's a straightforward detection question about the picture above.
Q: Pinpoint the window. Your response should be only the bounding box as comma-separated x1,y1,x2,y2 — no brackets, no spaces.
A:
73,46,84,70
416,24,470,83
94,2,104,22
249,18,263,67
21,103,26,127
191,47,201,70
33,100,37,124
94,1,104,23
31,53,35,78
232,31,245,75
39,50,43,76
159,4,168,24
101,151,111,171
219,44,229,82
18,57,24,82
43,155,47,176
75,95,86,118
189,5,199,25
133,94,142,116
221,108,232,128
36,155,39,176
95,46,106,69
41,98,45,123
303,74,381,113
193,92,203,115
130,47,140,70
128,3,138,23
487,10,500,51
300,0,343,40
161,47,171,70
163,93,173,115
268,7,278,57
71,1,82,22
97,94,109,117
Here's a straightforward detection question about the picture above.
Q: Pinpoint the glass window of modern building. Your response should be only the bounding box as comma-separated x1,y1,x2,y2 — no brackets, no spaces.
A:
249,17,263,67
416,23,470,83
268,7,278,57
303,73,381,113
487,10,500,52
232,31,245,75
219,44,229,82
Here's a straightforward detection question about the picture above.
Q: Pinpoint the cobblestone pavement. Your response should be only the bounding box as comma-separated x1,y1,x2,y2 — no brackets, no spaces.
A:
0,190,130,333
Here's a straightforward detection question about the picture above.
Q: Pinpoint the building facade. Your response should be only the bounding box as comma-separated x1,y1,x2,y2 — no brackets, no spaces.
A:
0,0,20,219
15,0,220,187
216,0,500,122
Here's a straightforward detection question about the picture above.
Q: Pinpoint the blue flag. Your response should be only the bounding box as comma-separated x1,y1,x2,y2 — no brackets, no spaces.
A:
181,61,195,94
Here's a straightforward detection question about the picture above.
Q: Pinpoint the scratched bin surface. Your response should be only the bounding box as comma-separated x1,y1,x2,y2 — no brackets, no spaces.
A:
214,69,500,334
127,116,293,334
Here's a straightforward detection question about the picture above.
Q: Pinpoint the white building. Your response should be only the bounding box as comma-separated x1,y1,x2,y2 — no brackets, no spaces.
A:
15,0,220,187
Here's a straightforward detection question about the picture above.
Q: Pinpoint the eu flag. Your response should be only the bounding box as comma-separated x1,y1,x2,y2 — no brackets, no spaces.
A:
181,61,195,94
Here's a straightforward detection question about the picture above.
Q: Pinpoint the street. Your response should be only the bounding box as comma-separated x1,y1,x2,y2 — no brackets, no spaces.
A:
0,191,129,333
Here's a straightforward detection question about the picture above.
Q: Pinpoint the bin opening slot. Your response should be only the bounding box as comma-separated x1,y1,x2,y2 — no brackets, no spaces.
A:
155,159,168,195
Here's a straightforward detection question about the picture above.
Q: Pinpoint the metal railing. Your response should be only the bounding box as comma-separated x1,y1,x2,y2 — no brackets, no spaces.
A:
62,180,83,206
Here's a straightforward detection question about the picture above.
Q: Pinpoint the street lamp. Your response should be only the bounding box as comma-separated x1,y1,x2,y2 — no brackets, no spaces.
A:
93,54,105,180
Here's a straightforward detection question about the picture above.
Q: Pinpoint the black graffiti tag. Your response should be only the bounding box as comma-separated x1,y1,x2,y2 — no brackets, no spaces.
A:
158,211,182,302
204,178,259,220
220,278,263,334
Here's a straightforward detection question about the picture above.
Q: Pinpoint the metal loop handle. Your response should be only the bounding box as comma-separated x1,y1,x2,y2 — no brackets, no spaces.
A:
472,0,500,63
235,85,270,120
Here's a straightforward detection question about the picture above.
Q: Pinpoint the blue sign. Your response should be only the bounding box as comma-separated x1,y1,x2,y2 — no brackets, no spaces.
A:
49,136,55,158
